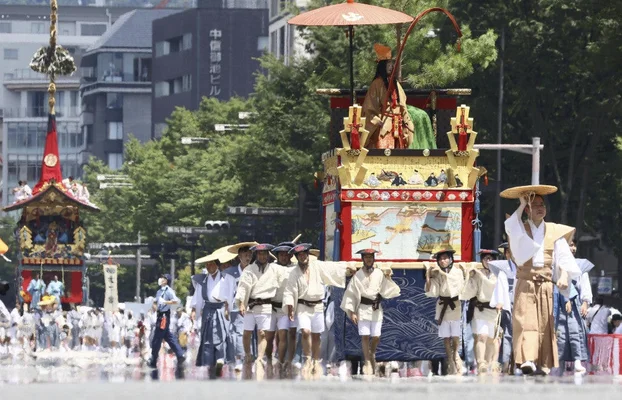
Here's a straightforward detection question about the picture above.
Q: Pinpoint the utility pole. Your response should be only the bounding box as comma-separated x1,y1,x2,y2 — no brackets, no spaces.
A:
494,26,505,246
135,231,141,302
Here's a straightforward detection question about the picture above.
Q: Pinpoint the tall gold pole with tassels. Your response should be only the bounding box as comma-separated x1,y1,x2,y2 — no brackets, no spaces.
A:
48,0,58,115
30,0,76,114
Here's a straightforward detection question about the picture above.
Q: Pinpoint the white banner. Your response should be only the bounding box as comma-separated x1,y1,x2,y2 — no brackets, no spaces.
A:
103,263,119,312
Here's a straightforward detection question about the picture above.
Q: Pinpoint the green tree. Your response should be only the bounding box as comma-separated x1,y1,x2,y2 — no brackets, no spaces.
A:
450,0,622,253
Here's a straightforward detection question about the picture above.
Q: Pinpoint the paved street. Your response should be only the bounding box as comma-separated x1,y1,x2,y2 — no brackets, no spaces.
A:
0,358,620,400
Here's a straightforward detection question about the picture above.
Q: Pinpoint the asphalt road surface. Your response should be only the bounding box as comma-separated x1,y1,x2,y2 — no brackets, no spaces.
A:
0,362,620,400
0,352,620,399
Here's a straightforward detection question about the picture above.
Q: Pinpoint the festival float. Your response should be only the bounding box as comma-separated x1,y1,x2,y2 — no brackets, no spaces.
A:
3,0,99,308
290,5,486,362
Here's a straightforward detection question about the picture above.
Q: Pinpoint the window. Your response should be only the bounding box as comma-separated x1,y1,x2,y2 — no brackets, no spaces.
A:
155,81,170,98
155,41,170,57
70,90,79,111
31,22,46,34
97,52,123,81
107,122,123,140
270,31,277,57
59,21,76,36
258,36,269,52
0,22,11,33
81,23,106,36
169,37,182,53
279,26,286,59
182,75,192,92
85,125,94,145
6,122,51,149
107,153,123,170
106,93,123,109
4,49,18,60
182,33,192,51
171,78,182,94
3,73,14,80
270,0,278,18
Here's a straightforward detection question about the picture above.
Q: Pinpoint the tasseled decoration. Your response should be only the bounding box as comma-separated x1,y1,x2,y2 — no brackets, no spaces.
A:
333,224,341,261
472,179,482,262
29,45,76,77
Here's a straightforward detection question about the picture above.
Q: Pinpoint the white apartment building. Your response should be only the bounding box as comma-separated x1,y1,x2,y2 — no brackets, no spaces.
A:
268,0,307,64
0,5,132,207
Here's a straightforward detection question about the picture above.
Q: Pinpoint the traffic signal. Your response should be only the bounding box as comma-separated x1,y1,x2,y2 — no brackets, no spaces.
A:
204,220,230,230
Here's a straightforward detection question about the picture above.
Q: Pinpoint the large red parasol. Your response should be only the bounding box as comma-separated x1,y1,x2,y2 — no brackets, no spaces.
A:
289,0,413,105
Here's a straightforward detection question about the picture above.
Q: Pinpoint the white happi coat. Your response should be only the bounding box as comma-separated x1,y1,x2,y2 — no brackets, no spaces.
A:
340,267,400,322
461,266,498,323
424,263,465,322
273,263,295,317
235,262,287,315
283,260,347,316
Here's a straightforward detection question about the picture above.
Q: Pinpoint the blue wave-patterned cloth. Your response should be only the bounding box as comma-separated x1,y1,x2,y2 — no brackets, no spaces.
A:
332,269,445,361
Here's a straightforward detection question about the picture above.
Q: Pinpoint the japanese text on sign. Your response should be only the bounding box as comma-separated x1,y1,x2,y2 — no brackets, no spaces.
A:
209,29,222,97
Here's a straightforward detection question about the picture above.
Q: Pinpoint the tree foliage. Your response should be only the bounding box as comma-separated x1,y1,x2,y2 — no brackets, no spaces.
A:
449,0,622,256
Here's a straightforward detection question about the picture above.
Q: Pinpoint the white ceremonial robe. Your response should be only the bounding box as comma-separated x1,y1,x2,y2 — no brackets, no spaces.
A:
235,262,287,315
340,267,400,322
283,260,348,316
461,267,498,323
425,263,465,322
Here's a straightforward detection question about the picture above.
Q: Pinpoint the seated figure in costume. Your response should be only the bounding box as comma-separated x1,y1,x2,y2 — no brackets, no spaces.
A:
362,44,414,149
461,250,501,375
340,249,400,376
501,184,581,375
46,275,65,310
425,248,465,376
553,239,592,374
362,44,435,150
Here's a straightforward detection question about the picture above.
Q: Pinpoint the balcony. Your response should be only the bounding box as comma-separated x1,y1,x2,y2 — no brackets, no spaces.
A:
4,69,80,90
3,106,81,119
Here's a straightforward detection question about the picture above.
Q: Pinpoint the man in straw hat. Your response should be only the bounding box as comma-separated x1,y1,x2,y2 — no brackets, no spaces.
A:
461,250,501,375
340,249,400,376
488,242,519,374
190,248,237,378
283,243,355,380
268,242,298,379
425,247,465,375
234,243,288,380
362,43,414,149
37,294,61,350
500,184,581,375
223,241,258,372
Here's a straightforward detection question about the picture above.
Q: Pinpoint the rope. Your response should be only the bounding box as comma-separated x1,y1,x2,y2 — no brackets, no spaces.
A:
48,0,58,114
471,179,482,227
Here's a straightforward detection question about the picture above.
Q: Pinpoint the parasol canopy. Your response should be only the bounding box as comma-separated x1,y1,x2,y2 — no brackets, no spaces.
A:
289,0,414,105
288,0,413,26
